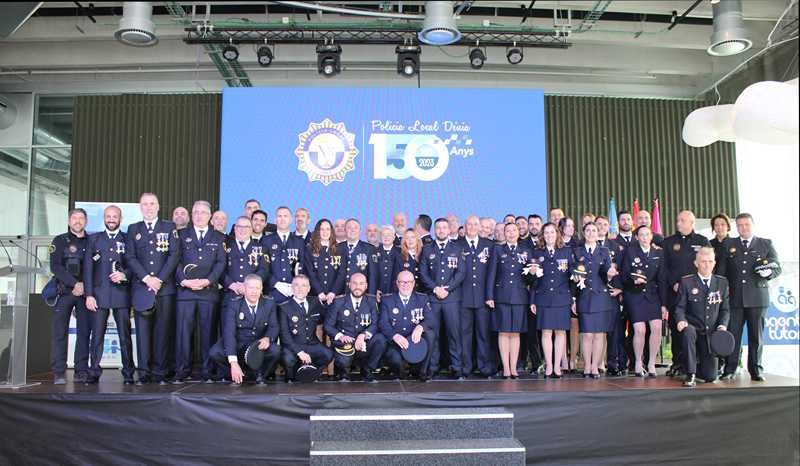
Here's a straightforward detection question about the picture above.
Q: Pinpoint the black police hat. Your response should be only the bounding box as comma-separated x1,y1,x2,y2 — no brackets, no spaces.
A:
402,338,428,364
133,289,157,313
244,341,265,370
710,329,735,356
42,277,62,307
296,364,322,383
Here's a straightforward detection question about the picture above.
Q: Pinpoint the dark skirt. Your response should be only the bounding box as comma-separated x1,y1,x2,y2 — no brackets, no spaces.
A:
537,305,571,330
578,310,613,333
628,299,661,324
492,304,528,333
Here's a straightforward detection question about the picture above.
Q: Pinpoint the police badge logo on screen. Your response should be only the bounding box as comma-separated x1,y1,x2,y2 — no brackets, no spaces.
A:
295,119,358,185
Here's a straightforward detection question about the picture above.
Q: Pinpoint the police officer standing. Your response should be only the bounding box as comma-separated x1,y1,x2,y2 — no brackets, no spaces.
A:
334,218,378,296
278,275,333,382
721,213,781,381
676,247,730,387
125,192,180,385
457,215,495,378
49,208,90,384
324,273,387,382
83,205,135,384
375,225,400,301
209,274,281,385
174,200,227,384
222,216,269,313
420,218,467,379
662,210,709,377
263,206,307,303
380,271,435,381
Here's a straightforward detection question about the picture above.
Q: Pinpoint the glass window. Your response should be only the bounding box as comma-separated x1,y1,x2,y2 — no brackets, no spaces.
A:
0,148,30,236
29,147,70,236
34,96,74,146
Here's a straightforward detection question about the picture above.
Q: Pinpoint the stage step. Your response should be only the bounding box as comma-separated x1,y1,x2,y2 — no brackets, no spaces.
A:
309,407,514,441
309,438,526,466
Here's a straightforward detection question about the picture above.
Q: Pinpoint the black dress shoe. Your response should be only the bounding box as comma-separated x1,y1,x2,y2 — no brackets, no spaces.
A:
336,374,351,382
720,373,735,381
510,375,518,380
648,372,657,378
552,373,562,379
85,376,99,385
123,378,135,385
417,375,430,383
751,374,766,382
590,373,600,379
255,376,266,385
364,373,376,383
683,374,697,387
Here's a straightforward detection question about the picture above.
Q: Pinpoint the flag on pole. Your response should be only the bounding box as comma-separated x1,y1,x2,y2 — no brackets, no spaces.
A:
608,197,619,236
632,198,640,222
652,198,662,235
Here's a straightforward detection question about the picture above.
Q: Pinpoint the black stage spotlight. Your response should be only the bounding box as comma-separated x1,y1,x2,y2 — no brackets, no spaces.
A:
469,47,486,69
222,41,239,62
506,46,523,65
316,43,342,76
396,44,421,77
257,45,274,67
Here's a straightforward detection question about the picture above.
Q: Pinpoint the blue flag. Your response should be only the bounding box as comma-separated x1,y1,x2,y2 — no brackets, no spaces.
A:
608,197,619,236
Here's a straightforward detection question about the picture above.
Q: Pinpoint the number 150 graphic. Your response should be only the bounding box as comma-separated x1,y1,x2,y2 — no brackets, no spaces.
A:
369,134,450,182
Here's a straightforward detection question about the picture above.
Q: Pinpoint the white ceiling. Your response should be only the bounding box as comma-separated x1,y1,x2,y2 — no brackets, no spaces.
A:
0,1,796,98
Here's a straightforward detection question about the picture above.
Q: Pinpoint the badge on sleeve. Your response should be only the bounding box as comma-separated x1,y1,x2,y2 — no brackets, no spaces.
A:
48,244,56,254
135,233,142,241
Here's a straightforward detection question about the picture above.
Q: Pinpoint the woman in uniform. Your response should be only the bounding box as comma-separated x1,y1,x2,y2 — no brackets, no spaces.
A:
304,219,341,309
559,216,580,372
710,213,731,275
621,225,668,377
572,222,619,378
392,228,423,293
529,223,574,378
486,223,532,379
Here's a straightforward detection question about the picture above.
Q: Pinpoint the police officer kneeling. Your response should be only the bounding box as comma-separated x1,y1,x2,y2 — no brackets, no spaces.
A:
675,247,730,387
379,271,435,382
210,274,280,385
279,274,333,382
324,273,387,383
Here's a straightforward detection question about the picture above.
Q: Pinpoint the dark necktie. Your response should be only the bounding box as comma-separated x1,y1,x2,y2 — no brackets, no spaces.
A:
146,222,153,233
439,242,446,251
510,245,516,253
301,301,307,314
239,241,245,254
401,297,408,307
548,248,554,257
249,304,256,316
701,278,710,292
109,233,116,241
281,235,287,246
588,247,593,255
354,300,360,311
348,243,355,255
199,230,205,243
470,241,476,252
742,239,749,249
598,239,604,247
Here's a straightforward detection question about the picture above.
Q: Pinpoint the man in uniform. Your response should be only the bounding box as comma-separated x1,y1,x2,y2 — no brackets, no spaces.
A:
721,213,781,381
334,218,378,296
210,274,280,385
596,215,627,376
278,275,333,382
125,192,180,385
393,212,408,246
174,200,227,384
83,205,135,384
636,210,664,246
262,206,306,303
375,225,399,301
380,271,435,381
366,223,381,248
420,218,467,379
548,207,565,226
480,217,496,240
324,273,387,382
292,207,312,244
222,216,269,315
211,210,229,235
172,206,190,230
457,215,495,378
250,209,269,246
662,210,710,377
49,208,90,384
675,247,729,387
416,214,434,246
333,218,347,244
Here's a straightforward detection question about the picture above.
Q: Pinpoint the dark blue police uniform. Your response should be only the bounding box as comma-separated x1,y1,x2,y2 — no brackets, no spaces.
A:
456,236,495,376
379,292,435,378
324,295,387,376
278,297,333,381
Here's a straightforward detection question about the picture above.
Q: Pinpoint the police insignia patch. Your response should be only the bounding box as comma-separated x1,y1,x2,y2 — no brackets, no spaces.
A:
292,315,299,323
673,243,681,251
691,288,699,295
392,308,399,315
294,119,358,186
135,233,141,241
48,244,55,254
344,310,350,317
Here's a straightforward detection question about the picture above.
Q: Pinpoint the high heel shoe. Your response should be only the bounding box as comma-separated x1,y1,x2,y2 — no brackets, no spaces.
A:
638,370,648,378
551,373,562,379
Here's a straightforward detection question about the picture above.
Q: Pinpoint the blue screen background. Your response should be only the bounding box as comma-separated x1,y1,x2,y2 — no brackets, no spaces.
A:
219,87,547,226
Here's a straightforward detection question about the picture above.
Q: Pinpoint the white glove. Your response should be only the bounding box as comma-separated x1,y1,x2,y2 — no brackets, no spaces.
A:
577,277,586,290
274,281,292,296
757,269,773,278
535,266,544,278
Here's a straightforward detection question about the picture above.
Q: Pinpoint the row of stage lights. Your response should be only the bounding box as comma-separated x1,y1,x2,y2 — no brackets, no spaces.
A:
219,42,525,77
